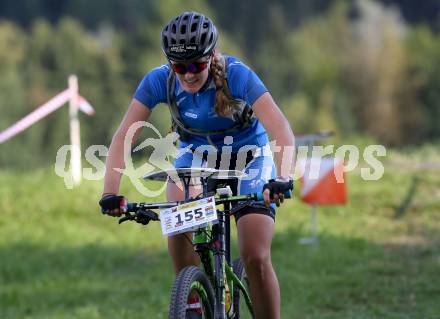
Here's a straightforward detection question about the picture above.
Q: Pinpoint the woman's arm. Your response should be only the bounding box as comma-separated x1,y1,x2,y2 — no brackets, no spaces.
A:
102,99,151,196
252,92,295,179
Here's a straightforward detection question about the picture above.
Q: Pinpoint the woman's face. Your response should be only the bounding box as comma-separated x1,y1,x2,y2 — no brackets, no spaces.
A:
171,56,211,93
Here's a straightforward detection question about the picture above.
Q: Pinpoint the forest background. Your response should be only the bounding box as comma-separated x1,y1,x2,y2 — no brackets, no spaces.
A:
0,0,439,168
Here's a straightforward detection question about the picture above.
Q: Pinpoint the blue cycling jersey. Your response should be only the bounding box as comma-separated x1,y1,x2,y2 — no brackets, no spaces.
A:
134,56,269,152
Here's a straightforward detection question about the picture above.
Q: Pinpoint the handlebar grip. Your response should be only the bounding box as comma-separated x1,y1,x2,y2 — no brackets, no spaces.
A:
256,190,292,201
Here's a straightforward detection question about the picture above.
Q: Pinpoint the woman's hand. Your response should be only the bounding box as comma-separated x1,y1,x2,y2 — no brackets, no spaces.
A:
262,178,293,207
99,194,127,217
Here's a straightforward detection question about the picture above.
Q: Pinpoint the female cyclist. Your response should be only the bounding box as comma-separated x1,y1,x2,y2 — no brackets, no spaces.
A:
99,11,295,319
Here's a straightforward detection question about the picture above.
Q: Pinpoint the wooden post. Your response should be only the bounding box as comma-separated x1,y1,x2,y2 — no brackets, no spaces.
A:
68,75,81,186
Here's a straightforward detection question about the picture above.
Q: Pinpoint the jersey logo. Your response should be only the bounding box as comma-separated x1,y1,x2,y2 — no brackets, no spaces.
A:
184,111,198,119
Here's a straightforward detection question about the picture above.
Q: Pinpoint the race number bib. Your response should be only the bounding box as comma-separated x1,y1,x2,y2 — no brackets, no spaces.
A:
160,196,217,236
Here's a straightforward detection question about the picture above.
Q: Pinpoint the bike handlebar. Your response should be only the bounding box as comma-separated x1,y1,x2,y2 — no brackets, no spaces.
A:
125,190,292,213
107,190,292,225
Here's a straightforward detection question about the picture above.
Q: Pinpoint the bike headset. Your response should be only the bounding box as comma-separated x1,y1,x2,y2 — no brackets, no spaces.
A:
161,11,255,147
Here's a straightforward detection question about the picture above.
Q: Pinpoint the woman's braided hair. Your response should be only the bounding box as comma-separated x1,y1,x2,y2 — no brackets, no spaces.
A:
210,51,239,117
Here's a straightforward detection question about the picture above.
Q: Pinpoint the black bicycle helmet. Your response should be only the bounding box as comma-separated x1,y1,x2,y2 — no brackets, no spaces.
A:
161,11,218,62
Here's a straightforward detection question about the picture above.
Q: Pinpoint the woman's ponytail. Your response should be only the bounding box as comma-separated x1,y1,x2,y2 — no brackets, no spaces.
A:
210,52,239,117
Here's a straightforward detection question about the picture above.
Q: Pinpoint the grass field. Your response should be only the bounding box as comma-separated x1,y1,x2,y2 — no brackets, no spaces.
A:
1,146,439,319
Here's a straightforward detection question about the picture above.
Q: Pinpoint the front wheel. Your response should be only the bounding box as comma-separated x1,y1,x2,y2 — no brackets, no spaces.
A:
232,258,254,319
169,266,215,319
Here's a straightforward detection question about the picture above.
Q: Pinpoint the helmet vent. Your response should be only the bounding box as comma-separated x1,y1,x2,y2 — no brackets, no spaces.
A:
172,24,176,34
191,23,197,32
179,39,185,44
190,36,196,43
200,33,206,45
203,22,209,29
180,25,186,34
209,33,213,44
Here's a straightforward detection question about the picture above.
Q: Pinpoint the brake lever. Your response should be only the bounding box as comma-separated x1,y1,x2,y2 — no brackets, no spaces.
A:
135,209,159,225
118,213,135,224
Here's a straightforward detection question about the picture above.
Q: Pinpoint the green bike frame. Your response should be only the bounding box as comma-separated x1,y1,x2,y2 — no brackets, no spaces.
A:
119,170,292,319
193,205,254,318
123,190,292,318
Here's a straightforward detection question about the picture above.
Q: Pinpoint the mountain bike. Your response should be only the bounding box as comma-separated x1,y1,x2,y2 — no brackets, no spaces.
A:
106,168,291,319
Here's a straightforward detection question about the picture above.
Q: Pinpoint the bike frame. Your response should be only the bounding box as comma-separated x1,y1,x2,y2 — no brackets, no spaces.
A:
121,170,292,318
124,192,260,318
193,204,254,319
180,175,254,318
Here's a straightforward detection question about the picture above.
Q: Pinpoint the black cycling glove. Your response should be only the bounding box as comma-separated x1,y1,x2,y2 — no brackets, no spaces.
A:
263,178,294,199
99,194,127,214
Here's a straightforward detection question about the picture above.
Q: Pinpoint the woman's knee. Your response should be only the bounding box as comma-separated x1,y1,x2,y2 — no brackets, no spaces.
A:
241,248,272,274
168,233,199,273
237,214,275,274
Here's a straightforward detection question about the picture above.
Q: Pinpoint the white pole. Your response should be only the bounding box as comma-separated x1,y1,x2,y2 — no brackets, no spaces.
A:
69,75,82,186
311,205,318,240
299,205,319,245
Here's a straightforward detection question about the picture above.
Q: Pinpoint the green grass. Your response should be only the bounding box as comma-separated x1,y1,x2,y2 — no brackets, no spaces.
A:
1,147,440,319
